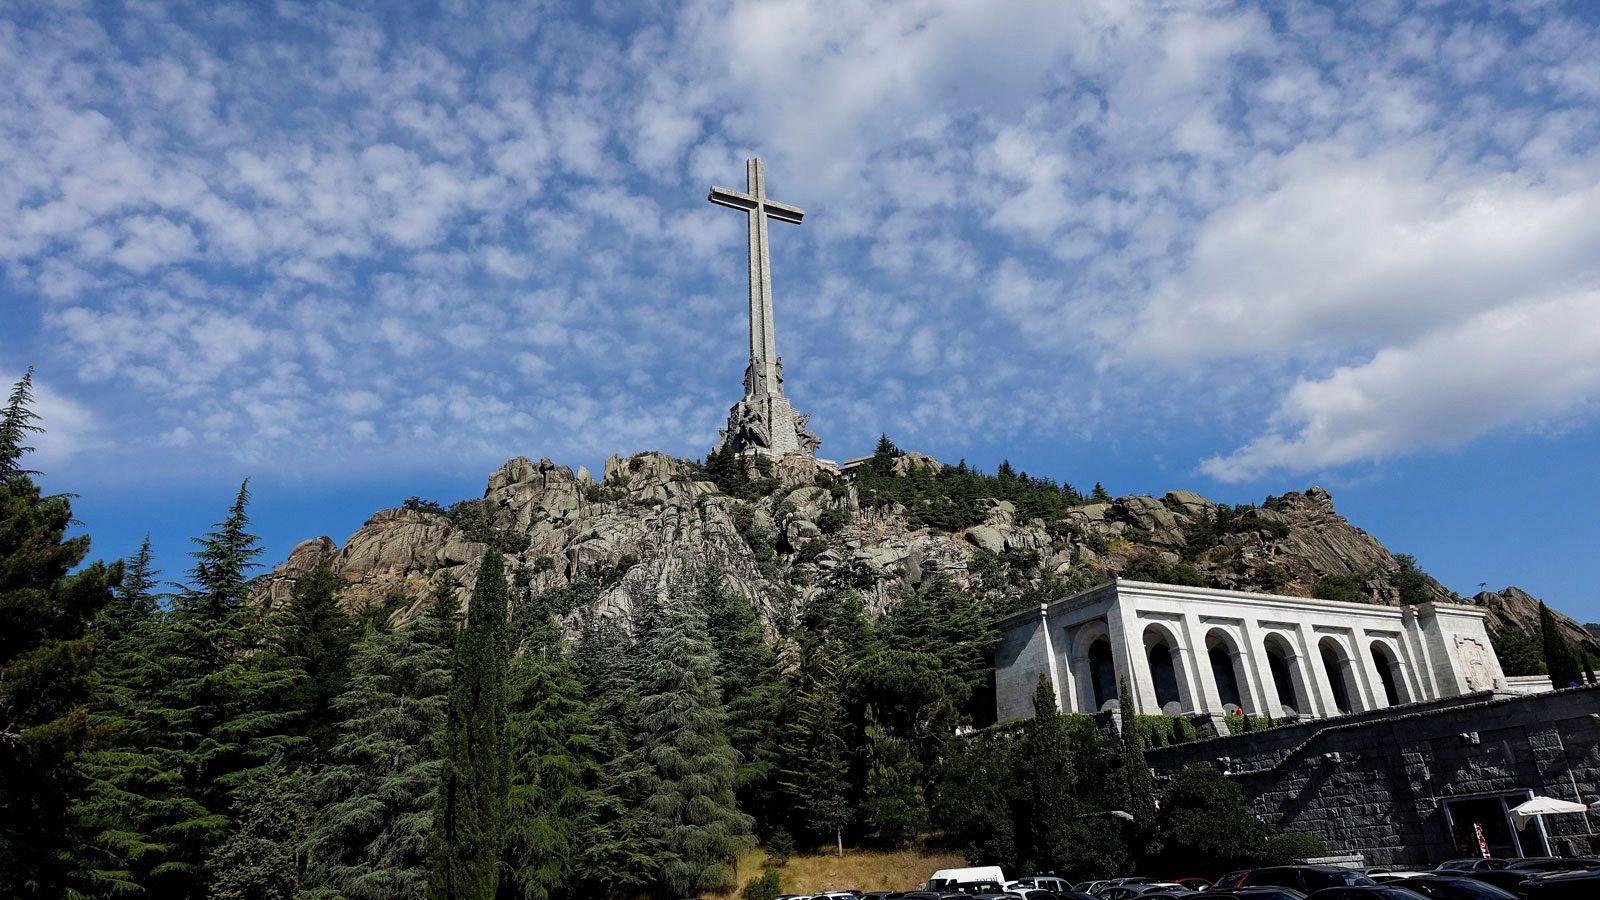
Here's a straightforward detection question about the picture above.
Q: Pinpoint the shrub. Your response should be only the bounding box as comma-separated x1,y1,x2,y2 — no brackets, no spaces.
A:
741,869,782,900
817,506,851,535
764,829,796,864
1312,575,1365,604
1263,831,1329,865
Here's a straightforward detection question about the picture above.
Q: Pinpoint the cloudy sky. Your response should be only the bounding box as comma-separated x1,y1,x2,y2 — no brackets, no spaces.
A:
5,0,1600,619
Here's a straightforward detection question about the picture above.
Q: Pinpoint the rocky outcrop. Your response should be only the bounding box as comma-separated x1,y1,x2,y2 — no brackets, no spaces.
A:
256,450,1597,656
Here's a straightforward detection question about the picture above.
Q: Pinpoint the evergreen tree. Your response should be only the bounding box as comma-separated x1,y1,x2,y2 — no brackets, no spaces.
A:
0,369,124,898
694,567,785,820
1539,603,1583,688
858,708,927,848
428,551,511,900
1147,764,1267,875
301,583,455,900
1118,679,1157,829
1391,554,1433,606
501,603,599,900
1020,676,1076,872
208,762,312,900
137,481,302,896
778,646,852,856
637,578,754,893
1091,482,1112,503
271,563,359,756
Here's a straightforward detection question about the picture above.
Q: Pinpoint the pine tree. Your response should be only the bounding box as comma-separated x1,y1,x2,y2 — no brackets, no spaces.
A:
209,762,312,900
302,583,455,900
0,368,124,898
694,567,785,820
136,481,302,896
1092,482,1112,503
1021,675,1076,871
637,578,754,892
1539,603,1582,688
428,551,511,900
1118,679,1157,828
501,603,599,900
778,646,852,856
271,563,359,756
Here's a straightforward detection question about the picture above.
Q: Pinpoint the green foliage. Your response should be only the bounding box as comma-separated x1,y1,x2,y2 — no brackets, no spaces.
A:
741,868,783,900
1122,553,1206,587
1136,715,1200,747
695,569,786,828
703,445,781,501
1224,715,1275,734
209,762,312,900
301,585,455,900
1489,624,1548,677
402,496,447,515
929,735,1019,870
131,481,303,897
816,505,850,535
1147,764,1268,876
1251,563,1290,592
1119,680,1157,829
446,498,532,556
428,550,511,900
1019,677,1076,871
732,504,780,579
637,579,754,893
1312,574,1366,604
854,435,1087,531
1392,554,1434,605
270,563,359,757
1540,602,1583,688
502,605,599,900
858,715,928,848
1263,831,1329,865
0,375,123,898
779,644,852,853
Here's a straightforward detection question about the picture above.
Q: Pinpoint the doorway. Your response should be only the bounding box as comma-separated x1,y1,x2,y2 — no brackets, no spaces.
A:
1442,792,1549,859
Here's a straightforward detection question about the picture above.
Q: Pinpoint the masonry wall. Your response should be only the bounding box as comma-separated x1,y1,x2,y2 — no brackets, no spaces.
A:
1145,687,1600,867
994,611,1049,723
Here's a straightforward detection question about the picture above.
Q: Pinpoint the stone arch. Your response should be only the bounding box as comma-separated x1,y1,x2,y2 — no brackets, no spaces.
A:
1142,623,1193,715
1370,640,1410,706
1205,627,1250,714
1262,632,1311,718
1319,636,1360,715
1071,621,1118,712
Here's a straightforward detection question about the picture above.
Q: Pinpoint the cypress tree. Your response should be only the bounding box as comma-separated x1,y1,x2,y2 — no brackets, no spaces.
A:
1118,679,1157,829
637,578,754,893
302,583,456,900
271,563,359,756
428,551,511,900
1021,675,1076,871
0,369,124,897
1539,603,1582,688
694,567,784,817
501,601,599,900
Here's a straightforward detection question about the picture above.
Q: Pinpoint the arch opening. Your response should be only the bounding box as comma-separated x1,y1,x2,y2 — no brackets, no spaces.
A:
1371,641,1409,706
1320,637,1357,715
1206,628,1249,715
1148,641,1182,713
1088,638,1117,711
1264,635,1304,717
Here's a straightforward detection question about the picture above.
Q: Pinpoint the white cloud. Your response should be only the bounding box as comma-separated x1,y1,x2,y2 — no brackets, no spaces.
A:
1201,289,1600,481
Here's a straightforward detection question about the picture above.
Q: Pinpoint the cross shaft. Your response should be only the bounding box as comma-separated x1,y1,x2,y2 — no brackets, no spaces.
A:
708,158,804,399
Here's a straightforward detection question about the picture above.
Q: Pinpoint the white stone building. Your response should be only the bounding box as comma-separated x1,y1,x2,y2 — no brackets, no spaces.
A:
994,579,1526,723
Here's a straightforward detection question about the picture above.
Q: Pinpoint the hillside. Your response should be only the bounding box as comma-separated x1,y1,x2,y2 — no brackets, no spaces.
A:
257,447,1598,665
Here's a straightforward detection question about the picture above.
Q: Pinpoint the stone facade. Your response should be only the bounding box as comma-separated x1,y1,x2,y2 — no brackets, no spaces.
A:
1145,687,1600,866
994,579,1517,724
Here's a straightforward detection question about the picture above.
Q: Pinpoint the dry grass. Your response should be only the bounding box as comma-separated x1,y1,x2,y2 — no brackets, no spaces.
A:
708,845,968,899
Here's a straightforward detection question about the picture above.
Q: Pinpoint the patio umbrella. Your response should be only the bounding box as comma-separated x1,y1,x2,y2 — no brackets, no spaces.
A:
1511,796,1588,830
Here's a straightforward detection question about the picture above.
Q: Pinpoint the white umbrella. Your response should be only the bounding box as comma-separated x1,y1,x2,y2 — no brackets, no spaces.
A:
1511,796,1587,830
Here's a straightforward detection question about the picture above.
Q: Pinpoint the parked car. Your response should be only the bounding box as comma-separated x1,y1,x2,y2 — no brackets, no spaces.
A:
1097,886,1196,899
1519,868,1600,898
1214,872,1250,890
1008,877,1074,894
1303,888,1430,900
1203,889,1309,900
1238,867,1378,894
1434,860,1508,873
1504,857,1600,873
1387,875,1517,899
1173,877,1213,891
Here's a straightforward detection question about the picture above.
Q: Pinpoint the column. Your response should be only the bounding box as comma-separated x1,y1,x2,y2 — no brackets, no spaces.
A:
1238,618,1276,716
1037,604,1065,713
1115,601,1159,713
1295,625,1337,718
1354,631,1389,710
1181,614,1222,715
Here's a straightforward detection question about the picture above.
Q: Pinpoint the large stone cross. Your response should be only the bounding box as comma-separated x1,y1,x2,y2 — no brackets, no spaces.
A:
709,158,803,400
708,158,820,457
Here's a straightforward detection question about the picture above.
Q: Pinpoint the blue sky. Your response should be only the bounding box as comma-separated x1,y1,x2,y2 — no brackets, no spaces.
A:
4,0,1600,621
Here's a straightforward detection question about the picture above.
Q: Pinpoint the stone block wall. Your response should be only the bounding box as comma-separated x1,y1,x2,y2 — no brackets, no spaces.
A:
1146,687,1600,866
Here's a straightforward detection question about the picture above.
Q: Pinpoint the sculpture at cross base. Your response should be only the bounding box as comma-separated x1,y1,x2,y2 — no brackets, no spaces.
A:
708,158,822,458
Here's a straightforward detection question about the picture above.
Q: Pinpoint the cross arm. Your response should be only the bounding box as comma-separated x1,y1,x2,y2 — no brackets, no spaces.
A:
708,186,806,224
762,199,805,224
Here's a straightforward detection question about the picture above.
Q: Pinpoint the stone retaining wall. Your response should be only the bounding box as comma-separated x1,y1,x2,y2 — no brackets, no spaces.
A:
1146,686,1600,866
